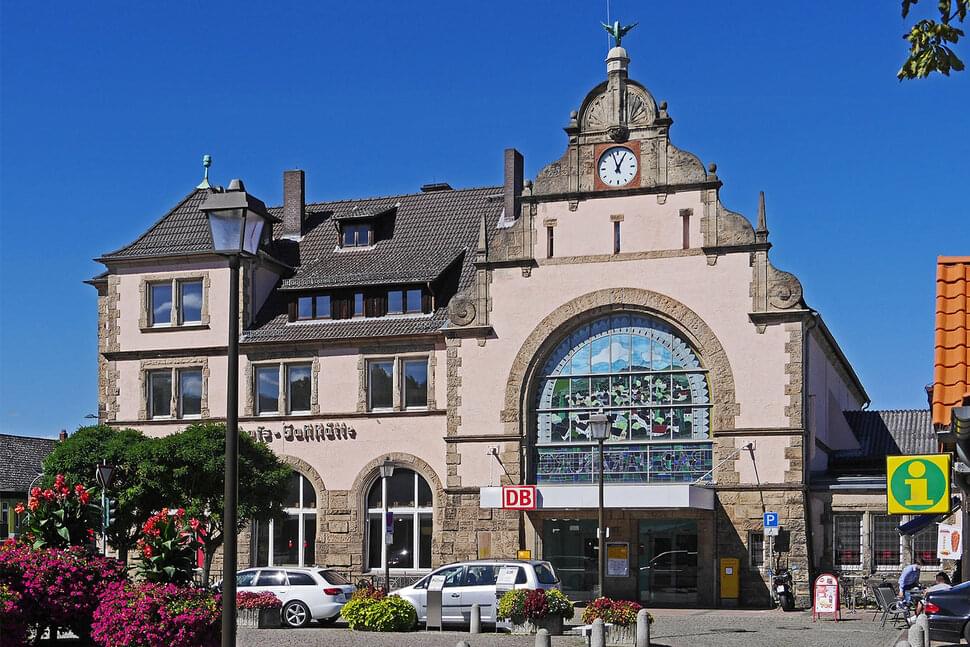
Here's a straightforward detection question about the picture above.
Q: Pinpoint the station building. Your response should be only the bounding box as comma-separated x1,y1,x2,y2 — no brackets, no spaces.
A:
90,43,890,606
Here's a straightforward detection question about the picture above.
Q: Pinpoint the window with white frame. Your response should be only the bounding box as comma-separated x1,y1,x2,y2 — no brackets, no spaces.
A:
147,367,203,420
833,513,863,569
366,357,429,412
913,522,941,567
873,514,901,568
254,363,313,415
252,472,317,567
148,278,203,327
366,469,433,571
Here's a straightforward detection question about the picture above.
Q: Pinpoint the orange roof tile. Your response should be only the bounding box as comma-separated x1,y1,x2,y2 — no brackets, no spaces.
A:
933,256,970,427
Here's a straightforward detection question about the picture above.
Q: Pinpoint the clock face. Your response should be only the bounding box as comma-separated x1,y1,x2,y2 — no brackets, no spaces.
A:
598,146,638,187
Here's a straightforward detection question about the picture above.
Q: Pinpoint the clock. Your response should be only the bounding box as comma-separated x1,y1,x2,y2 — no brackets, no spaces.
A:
597,146,638,187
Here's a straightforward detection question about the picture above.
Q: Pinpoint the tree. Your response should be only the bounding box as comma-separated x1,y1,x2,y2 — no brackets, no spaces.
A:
899,0,967,79
41,425,164,562
156,422,290,583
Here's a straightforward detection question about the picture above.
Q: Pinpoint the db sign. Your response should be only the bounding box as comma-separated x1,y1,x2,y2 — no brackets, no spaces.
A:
502,485,537,510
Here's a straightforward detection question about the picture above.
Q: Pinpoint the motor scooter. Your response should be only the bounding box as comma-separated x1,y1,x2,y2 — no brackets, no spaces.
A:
768,566,795,611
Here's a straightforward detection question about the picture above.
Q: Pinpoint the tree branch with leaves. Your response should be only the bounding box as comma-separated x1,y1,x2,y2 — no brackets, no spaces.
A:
899,0,967,79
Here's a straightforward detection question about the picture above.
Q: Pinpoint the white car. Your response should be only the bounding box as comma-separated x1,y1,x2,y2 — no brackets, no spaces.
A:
235,567,356,628
392,559,560,625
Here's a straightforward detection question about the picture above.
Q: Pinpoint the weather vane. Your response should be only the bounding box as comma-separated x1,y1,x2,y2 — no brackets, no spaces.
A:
602,19,638,48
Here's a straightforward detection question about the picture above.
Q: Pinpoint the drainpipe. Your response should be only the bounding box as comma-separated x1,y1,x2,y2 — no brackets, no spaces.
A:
803,312,818,598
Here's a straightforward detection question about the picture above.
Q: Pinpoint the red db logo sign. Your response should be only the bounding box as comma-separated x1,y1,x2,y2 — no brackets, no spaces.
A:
502,486,537,510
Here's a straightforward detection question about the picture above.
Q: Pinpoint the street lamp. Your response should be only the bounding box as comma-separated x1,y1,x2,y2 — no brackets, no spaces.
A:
588,412,610,599
379,458,395,592
200,178,276,647
95,460,116,555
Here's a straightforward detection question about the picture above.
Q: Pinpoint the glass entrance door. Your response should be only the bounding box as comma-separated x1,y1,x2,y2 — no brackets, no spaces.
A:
542,519,598,601
638,519,698,606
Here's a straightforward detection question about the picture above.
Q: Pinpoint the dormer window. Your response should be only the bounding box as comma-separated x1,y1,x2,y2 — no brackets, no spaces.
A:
288,286,431,322
342,223,372,247
388,289,424,315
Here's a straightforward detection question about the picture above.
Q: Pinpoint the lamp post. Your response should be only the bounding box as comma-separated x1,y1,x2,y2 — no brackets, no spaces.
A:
379,458,395,592
95,460,116,556
200,178,275,647
588,412,610,599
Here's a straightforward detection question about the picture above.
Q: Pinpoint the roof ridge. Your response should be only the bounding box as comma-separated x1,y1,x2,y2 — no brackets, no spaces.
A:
98,187,208,260
300,184,504,210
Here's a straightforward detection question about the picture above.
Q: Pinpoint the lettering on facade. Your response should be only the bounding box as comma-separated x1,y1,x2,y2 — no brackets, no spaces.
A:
246,422,357,444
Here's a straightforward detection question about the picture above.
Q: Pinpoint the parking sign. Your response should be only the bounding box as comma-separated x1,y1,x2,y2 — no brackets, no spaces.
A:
763,512,779,528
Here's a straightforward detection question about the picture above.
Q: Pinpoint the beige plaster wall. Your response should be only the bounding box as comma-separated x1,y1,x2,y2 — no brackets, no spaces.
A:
807,331,864,472
732,436,791,484
116,260,230,351
534,191,705,257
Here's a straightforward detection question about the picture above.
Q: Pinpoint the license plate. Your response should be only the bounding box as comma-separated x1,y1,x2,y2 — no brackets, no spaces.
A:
776,586,786,593
337,594,346,602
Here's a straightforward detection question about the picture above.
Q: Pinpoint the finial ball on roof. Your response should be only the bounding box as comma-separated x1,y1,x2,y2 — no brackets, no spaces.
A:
570,110,578,119
202,154,212,168
708,162,717,174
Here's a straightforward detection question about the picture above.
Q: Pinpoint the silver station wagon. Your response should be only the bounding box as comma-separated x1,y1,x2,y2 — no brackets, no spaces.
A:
391,559,560,625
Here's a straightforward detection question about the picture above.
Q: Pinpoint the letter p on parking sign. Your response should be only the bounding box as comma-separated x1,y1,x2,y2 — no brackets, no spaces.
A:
502,485,537,510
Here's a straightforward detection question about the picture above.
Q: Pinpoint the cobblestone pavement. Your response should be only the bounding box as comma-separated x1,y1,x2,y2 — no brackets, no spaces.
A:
239,608,903,647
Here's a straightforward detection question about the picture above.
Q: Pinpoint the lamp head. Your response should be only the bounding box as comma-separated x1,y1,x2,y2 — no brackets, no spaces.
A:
199,179,279,256
379,458,395,479
589,412,610,441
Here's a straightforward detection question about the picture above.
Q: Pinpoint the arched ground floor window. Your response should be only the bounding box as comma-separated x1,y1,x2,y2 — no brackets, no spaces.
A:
366,468,433,571
252,471,317,567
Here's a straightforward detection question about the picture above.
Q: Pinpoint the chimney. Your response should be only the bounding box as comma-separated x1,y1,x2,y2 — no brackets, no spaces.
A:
282,169,305,240
504,148,524,222
58,429,68,441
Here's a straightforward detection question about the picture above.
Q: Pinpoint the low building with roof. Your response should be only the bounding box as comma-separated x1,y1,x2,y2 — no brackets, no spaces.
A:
88,38,890,607
0,432,60,539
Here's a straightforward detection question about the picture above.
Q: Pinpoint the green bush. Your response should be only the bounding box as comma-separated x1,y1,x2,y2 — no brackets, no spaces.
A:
545,589,575,620
341,593,416,632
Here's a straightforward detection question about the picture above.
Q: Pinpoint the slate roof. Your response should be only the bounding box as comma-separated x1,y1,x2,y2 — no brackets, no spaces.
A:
98,189,214,259
932,257,970,427
832,409,936,468
274,186,501,290
0,434,57,494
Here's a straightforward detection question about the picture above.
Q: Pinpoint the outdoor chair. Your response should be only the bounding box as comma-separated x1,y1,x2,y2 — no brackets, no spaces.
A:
873,584,911,628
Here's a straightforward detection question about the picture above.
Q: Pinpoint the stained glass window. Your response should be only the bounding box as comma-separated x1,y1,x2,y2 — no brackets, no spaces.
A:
535,314,713,484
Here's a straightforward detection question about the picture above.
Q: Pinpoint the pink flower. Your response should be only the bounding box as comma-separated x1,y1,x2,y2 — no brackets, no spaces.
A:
14,502,25,514
28,498,39,512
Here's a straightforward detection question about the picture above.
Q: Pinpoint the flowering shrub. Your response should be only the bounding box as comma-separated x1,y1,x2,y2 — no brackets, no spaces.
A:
92,582,220,647
0,540,125,641
581,597,649,626
497,588,574,624
135,508,204,585
0,582,27,647
237,590,282,610
341,588,415,632
16,474,96,549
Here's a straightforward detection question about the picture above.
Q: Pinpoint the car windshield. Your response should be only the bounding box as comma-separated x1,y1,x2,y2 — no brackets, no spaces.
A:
534,563,559,584
318,569,351,585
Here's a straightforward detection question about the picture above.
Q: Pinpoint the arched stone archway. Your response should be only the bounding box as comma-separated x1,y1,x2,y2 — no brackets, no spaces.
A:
501,287,740,437
278,453,329,511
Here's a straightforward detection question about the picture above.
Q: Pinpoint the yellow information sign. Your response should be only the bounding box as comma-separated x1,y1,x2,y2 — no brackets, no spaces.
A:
885,454,952,515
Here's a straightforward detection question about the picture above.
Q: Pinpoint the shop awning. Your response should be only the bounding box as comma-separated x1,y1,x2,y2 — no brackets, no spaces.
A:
479,484,715,511
897,497,961,535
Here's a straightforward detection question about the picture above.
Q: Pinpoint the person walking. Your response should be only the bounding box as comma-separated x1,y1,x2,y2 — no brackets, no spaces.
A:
898,557,924,604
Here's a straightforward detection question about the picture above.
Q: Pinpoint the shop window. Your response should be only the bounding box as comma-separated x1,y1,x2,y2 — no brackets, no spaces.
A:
873,514,901,568
749,532,765,568
534,313,712,485
252,472,317,567
366,468,433,571
833,514,862,569
913,522,941,567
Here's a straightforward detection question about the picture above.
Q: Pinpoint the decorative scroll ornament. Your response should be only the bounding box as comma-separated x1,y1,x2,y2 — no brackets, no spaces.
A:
448,294,476,326
767,264,804,310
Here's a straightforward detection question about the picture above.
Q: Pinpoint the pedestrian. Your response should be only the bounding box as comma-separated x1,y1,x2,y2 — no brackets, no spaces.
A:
898,557,924,604
926,571,952,593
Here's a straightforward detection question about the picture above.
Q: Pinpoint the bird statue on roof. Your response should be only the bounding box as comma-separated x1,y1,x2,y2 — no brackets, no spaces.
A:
602,19,638,48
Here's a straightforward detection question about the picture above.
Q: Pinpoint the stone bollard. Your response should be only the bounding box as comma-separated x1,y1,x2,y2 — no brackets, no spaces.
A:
470,603,481,634
535,627,551,647
904,613,930,647
636,608,651,647
591,618,606,647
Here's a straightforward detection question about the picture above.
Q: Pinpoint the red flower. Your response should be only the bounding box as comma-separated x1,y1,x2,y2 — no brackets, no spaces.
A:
14,502,25,514
79,491,90,505
42,489,54,501
30,487,40,498
54,474,65,489
28,498,39,512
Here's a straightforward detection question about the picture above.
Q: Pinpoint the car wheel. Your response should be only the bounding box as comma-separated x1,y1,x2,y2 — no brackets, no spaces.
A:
962,619,970,644
282,600,311,628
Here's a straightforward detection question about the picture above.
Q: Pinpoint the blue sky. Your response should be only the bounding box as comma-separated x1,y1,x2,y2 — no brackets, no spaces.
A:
1,1,967,438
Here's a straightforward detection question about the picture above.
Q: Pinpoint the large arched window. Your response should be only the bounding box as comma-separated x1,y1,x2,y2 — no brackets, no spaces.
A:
367,469,433,571
252,471,317,566
535,313,713,484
